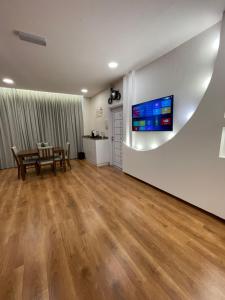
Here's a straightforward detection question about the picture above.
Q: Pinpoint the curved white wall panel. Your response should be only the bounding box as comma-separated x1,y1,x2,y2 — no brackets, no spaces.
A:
123,17,225,219
125,23,221,151
219,127,225,158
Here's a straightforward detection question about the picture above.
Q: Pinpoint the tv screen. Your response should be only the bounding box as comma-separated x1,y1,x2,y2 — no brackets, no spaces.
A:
132,95,174,132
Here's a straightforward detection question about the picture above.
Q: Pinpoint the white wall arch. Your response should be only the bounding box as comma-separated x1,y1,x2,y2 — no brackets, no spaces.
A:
123,15,225,219
123,23,221,151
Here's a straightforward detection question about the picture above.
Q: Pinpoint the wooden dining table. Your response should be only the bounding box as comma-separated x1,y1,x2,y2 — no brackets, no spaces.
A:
17,147,66,180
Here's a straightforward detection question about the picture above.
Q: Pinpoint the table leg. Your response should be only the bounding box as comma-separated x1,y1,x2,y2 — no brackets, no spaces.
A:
19,156,25,180
63,151,66,172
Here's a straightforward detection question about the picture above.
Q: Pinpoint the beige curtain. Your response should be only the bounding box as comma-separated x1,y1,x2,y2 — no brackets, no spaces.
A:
0,88,84,169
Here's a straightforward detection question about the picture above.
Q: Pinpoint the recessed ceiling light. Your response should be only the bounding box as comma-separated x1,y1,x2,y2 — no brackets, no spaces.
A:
81,89,88,93
108,62,118,69
2,78,14,85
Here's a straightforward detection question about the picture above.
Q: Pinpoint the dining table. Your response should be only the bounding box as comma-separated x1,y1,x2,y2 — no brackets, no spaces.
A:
17,147,66,180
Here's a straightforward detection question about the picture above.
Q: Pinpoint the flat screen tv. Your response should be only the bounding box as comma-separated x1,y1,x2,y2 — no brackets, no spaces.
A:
132,95,174,132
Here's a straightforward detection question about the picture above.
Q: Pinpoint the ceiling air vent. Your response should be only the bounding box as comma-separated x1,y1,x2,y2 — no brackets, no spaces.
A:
14,30,47,47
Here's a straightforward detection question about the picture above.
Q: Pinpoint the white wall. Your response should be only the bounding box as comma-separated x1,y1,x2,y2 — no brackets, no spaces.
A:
123,18,225,219
132,23,220,150
82,97,91,135
83,81,123,136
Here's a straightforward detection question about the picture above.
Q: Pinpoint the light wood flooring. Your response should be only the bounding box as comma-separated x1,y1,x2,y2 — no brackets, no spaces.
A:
0,160,225,300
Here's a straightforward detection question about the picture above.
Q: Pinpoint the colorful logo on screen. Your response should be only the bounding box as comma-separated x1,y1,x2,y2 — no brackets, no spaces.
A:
132,95,173,131
161,117,171,126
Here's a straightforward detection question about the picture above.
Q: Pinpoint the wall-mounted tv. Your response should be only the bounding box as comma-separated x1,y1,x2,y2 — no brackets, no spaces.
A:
132,95,174,132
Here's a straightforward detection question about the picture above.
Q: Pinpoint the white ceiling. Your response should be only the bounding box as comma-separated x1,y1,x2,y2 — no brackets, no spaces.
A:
0,0,225,97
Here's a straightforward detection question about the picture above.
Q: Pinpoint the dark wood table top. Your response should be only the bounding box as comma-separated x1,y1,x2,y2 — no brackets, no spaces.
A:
17,147,64,157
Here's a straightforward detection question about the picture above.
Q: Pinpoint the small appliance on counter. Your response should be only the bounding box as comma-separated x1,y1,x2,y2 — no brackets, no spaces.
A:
91,130,99,138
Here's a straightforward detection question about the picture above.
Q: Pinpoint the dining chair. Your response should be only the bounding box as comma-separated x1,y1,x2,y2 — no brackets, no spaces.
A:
11,146,38,179
37,146,56,175
65,142,71,169
54,150,64,168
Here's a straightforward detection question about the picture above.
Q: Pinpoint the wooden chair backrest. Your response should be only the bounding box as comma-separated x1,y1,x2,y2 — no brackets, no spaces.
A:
11,146,20,167
38,146,54,160
66,142,70,159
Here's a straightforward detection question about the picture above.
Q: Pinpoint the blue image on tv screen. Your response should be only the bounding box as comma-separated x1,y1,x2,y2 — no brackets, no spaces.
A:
132,95,174,131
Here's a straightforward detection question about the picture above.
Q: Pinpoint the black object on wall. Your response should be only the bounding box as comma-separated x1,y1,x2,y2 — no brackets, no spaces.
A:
108,88,121,104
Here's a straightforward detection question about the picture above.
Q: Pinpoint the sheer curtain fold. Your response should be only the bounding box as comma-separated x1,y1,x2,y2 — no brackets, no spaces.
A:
0,88,84,169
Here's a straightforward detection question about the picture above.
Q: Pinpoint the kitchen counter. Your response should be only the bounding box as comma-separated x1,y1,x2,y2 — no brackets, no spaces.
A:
83,135,109,140
83,136,110,166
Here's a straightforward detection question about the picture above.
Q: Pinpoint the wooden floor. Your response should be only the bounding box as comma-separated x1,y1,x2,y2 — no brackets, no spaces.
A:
0,161,225,300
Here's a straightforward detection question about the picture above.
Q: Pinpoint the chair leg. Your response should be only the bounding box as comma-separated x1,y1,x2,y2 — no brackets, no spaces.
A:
67,159,71,170
37,165,41,175
18,166,21,179
63,159,66,172
35,163,39,175
53,163,56,175
21,164,26,181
